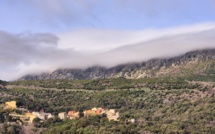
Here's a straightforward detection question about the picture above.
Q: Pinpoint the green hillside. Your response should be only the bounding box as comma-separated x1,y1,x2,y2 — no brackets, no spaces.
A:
1,79,215,133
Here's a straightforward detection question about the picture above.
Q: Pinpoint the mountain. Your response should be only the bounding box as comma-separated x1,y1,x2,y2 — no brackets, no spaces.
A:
19,49,215,80
0,80,7,89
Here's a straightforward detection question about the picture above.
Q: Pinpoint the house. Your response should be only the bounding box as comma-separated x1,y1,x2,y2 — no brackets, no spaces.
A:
32,112,53,120
32,112,46,120
95,108,105,115
25,112,32,117
29,115,37,123
130,118,136,123
26,112,53,122
84,108,105,117
25,112,37,123
96,109,103,115
126,118,136,123
4,101,17,110
91,108,97,111
45,113,54,119
106,109,120,121
68,111,79,119
58,112,67,120
83,110,95,117
109,109,116,114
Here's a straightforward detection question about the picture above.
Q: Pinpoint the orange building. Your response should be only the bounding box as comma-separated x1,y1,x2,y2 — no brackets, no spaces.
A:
68,111,79,119
96,109,103,114
84,108,105,117
84,110,96,117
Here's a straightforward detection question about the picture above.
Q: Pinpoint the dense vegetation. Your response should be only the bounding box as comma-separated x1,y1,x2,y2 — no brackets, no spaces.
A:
0,78,215,133
0,123,23,134
0,102,23,134
9,77,204,90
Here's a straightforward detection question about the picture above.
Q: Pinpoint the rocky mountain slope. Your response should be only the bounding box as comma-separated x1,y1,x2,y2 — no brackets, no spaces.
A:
19,49,215,80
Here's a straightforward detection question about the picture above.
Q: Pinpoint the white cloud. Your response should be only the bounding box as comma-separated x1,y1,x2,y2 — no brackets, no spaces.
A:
57,22,215,51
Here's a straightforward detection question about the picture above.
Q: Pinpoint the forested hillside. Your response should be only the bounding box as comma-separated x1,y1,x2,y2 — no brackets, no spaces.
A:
0,78,215,133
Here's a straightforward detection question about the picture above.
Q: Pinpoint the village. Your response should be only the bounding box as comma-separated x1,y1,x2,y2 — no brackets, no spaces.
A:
2,101,120,124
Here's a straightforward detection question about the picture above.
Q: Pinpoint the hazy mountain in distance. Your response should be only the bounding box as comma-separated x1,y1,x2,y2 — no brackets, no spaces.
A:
19,48,215,80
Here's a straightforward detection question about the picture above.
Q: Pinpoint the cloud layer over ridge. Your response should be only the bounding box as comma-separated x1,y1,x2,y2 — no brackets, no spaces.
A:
1,23,215,80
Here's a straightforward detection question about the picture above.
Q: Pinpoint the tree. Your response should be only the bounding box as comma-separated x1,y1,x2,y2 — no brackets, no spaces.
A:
33,117,41,127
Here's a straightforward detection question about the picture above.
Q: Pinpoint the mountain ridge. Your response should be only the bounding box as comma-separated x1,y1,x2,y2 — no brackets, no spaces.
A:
19,48,215,80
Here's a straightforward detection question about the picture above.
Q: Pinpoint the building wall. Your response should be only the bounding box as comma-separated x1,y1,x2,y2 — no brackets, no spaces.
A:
5,101,17,109
58,112,67,120
32,112,45,120
29,115,37,123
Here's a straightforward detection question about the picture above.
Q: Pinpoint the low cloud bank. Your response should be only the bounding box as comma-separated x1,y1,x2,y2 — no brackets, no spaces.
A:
1,23,215,80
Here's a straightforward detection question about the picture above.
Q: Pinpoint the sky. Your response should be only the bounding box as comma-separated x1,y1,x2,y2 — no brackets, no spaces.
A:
1,0,215,80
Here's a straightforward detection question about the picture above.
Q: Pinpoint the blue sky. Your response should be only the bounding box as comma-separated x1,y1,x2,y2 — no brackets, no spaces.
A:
1,0,215,80
1,0,215,33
